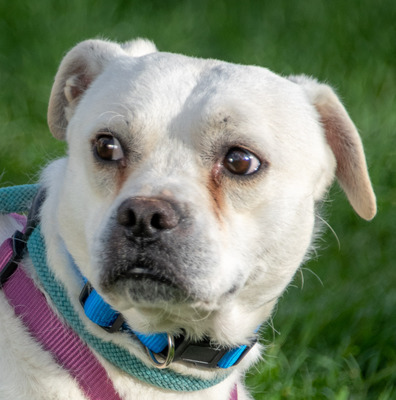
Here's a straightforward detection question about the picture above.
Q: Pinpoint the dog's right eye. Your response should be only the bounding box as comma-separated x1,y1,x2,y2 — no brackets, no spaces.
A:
95,135,124,161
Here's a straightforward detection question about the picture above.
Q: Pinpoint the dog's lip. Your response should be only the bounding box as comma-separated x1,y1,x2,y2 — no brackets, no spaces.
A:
126,267,175,286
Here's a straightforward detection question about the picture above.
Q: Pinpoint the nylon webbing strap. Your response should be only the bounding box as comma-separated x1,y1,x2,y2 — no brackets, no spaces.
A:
82,285,169,353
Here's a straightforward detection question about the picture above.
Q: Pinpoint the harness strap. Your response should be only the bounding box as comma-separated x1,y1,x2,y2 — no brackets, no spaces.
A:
0,217,122,400
230,384,239,400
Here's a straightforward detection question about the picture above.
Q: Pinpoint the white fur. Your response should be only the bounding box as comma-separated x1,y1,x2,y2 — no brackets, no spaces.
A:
0,38,376,399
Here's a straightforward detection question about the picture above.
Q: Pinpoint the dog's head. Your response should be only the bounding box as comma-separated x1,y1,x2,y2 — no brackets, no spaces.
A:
46,39,376,346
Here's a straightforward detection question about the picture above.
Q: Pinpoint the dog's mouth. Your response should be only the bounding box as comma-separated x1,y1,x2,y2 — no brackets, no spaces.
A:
100,259,190,305
125,267,175,287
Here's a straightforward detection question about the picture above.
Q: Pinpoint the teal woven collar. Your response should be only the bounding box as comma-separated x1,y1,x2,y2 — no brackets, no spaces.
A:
0,184,227,392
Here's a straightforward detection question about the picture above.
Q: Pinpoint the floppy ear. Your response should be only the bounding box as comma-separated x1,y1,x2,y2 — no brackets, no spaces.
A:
47,39,126,140
290,75,376,221
48,38,158,140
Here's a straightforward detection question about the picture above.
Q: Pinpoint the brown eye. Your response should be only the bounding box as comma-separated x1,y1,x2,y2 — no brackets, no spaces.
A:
223,147,261,175
95,135,124,161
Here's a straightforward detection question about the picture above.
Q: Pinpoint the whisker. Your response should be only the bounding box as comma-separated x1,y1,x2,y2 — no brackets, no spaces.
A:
316,213,340,250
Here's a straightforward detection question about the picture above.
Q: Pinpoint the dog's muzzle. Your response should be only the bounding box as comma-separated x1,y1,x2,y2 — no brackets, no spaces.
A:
111,196,182,286
99,195,210,303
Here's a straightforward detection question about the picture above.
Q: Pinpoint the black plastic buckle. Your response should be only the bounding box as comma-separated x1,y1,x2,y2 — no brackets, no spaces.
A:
1,188,46,289
79,281,125,333
158,334,256,369
0,230,26,288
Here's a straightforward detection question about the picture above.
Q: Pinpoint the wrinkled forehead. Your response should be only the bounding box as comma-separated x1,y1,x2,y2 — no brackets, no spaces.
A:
85,53,275,110
73,51,311,148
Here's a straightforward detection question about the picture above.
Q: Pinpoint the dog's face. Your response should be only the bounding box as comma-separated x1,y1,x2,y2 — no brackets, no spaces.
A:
47,39,376,346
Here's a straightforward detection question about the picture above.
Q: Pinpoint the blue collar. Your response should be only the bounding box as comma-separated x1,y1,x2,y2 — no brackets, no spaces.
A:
78,278,258,369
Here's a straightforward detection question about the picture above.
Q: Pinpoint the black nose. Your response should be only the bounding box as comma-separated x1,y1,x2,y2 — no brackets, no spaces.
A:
117,197,180,237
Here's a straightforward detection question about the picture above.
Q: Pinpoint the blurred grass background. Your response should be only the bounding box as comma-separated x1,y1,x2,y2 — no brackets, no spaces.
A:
0,0,394,398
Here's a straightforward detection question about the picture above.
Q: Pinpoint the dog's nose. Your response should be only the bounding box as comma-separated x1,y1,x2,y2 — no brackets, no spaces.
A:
116,197,180,237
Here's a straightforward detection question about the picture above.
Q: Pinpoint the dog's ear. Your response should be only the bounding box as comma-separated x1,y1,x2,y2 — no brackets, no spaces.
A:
48,39,125,140
290,75,376,221
48,38,157,140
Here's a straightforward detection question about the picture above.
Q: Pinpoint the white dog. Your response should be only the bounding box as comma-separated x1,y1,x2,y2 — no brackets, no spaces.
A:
0,38,376,400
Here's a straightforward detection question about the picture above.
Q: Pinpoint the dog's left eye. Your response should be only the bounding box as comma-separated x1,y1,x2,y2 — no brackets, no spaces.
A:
95,135,124,161
223,147,261,175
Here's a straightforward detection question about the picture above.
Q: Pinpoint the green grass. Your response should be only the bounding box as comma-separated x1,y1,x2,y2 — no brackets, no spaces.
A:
1,1,395,398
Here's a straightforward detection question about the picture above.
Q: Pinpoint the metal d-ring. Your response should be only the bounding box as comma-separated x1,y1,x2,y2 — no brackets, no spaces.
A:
146,334,175,369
